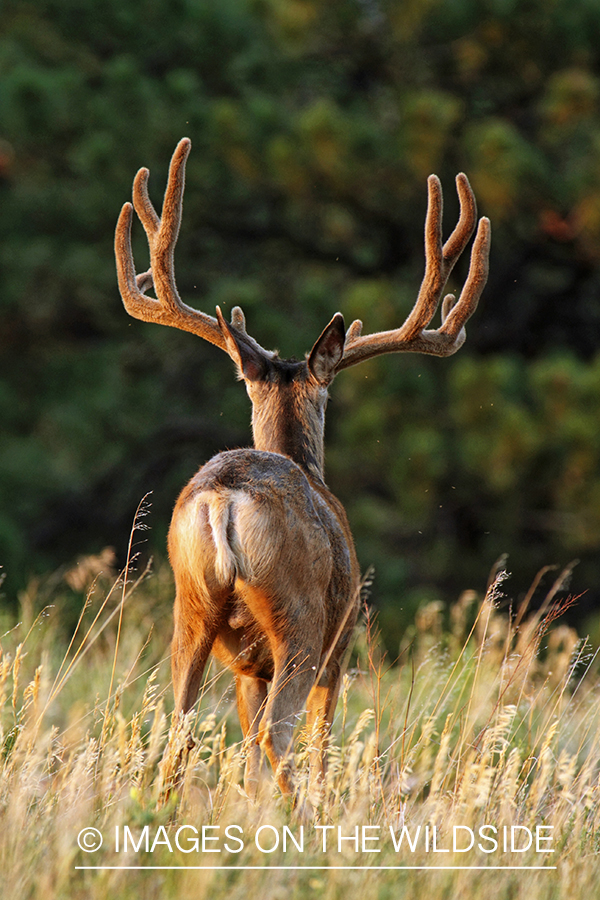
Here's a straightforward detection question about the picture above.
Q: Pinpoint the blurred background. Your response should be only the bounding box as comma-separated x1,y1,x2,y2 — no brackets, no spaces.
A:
2,0,600,649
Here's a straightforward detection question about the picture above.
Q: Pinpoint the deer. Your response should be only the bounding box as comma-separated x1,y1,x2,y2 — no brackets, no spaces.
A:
114,137,490,808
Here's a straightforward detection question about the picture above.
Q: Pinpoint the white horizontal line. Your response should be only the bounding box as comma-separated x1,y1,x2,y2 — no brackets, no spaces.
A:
75,865,557,871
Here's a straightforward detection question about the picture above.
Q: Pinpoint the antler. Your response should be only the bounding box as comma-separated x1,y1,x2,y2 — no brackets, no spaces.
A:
115,137,255,351
336,173,491,370
116,140,489,368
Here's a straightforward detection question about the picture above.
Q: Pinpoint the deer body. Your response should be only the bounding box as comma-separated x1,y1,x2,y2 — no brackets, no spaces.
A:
169,447,357,794
115,138,490,804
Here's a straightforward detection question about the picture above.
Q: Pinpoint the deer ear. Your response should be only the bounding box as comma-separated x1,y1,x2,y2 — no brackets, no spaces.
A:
217,307,270,381
308,313,346,385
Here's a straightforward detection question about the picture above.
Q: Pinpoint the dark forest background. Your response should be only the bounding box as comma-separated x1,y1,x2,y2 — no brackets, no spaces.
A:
3,0,600,647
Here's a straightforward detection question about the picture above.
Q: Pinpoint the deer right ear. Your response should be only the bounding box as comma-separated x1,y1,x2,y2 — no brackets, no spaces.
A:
216,307,270,381
308,313,346,386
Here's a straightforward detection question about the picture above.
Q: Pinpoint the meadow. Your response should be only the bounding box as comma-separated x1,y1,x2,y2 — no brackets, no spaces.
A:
1,540,599,900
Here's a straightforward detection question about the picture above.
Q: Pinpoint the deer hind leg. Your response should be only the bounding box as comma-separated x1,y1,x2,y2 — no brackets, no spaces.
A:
233,580,326,803
160,586,228,800
171,621,219,720
259,638,324,801
235,674,268,798
170,574,233,719
305,664,342,803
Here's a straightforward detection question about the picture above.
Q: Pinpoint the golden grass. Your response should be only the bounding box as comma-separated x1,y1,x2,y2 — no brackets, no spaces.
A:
1,554,599,899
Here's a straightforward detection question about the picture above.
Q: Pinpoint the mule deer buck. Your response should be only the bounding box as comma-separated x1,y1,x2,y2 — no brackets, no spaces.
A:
115,138,490,805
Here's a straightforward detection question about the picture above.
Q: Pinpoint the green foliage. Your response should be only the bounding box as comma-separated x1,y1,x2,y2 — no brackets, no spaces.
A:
330,352,600,647
2,0,600,630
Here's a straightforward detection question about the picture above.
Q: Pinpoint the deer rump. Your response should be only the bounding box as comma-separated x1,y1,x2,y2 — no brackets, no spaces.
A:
168,447,354,693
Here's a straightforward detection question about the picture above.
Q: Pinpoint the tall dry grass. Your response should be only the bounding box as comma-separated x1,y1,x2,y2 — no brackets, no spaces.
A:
1,551,599,899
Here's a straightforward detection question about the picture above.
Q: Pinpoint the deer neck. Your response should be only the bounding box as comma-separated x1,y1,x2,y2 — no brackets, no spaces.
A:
250,390,326,483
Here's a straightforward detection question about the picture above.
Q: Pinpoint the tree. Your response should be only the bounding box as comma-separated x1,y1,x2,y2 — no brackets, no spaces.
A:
3,0,600,639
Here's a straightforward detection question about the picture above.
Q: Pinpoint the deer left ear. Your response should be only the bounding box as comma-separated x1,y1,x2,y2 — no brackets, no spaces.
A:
308,313,346,385
217,307,271,381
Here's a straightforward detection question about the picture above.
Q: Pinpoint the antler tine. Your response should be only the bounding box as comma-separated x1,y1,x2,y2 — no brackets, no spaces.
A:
230,306,248,332
337,174,490,370
115,137,227,350
444,172,478,263
439,214,490,347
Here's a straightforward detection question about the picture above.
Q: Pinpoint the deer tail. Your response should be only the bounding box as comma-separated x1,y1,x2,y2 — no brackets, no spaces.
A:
206,493,237,584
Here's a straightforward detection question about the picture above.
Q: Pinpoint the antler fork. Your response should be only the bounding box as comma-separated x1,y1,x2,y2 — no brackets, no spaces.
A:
337,174,491,369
